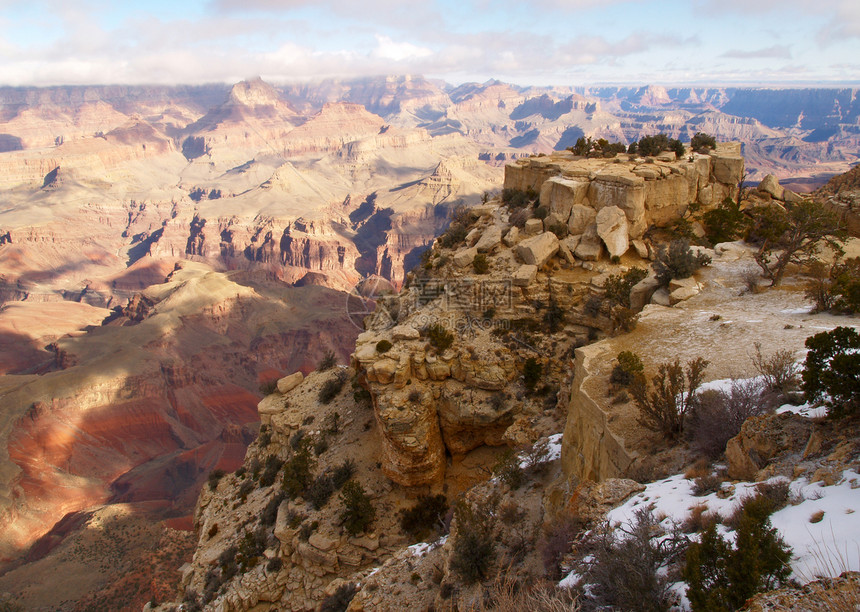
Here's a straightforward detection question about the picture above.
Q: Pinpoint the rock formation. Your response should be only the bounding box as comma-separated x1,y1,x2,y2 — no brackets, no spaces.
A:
506,143,743,256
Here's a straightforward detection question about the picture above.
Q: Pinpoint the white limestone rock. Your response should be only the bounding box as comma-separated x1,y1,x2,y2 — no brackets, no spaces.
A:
277,371,304,394
453,246,478,268
503,226,520,246
515,231,559,267
524,218,543,235
631,239,649,259
758,174,785,201
595,205,629,258
512,264,538,287
475,225,503,253
568,204,597,235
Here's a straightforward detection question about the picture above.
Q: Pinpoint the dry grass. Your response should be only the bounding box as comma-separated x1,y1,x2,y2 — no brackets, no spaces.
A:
684,458,711,480
683,503,719,533
470,573,580,611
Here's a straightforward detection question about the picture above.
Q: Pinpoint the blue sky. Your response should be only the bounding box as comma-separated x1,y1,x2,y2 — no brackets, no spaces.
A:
0,0,858,86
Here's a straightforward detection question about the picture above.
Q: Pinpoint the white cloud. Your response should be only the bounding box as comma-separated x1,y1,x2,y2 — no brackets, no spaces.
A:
722,45,792,59
371,35,433,62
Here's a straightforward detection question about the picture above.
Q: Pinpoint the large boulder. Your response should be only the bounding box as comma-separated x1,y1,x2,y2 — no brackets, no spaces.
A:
725,413,814,480
503,226,520,246
465,227,481,247
629,273,660,310
595,205,629,258
512,264,538,286
711,151,744,185
516,232,559,267
277,371,303,394
453,246,477,268
574,224,603,261
524,218,543,235
758,174,785,200
391,325,420,341
540,176,590,220
668,277,700,304
475,225,503,252
568,204,597,235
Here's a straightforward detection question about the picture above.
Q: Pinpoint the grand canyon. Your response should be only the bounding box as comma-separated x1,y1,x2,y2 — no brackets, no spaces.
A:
0,75,858,610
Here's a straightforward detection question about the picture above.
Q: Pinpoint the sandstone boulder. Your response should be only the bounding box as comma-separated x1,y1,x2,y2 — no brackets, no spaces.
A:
465,227,481,247
368,358,398,384
758,174,784,200
783,188,802,203
725,413,814,480
391,325,420,341
257,394,287,425
474,225,503,253
711,152,744,185
595,205,629,258
668,277,700,304
309,533,337,552
453,247,477,268
630,274,660,311
650,288,671,306
543,212,566,231
714,240,750,261
524,218,543,235
557,239,575,265
568,204,597,235
631,239,649,259
503,226,520,246
574,225,603,261
512,264,537,287
277,371,303,394
564,478,646,524
516,232,559,267
561,235,581,256
540,176,589,220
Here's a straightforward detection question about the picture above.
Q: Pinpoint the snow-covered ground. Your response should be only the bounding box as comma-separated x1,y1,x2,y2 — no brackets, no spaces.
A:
561,463,860,608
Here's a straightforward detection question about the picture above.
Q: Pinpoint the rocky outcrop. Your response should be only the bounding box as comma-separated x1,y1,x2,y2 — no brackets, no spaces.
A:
505,143,743,249
353,329,519,486
725,413,815,480
745,571,860,612
560,344,637,482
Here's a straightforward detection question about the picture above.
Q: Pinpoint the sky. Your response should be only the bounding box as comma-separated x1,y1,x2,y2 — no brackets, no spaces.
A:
1,0,859,87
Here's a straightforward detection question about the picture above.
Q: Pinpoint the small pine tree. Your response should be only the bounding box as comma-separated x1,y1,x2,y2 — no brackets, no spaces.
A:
802,326,860,417
683,497,792,611
653,240,711,287
339,481,375,535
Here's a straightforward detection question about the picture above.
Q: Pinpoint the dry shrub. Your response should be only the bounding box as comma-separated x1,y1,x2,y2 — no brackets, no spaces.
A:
683,504,719,533
539,516,582,580
476,573,579,611
810,510,825,524
631,357,709,442
752,342,799,395
692,472,725,497
684,458,712,480
687,378,767,459
740,266,762,294
573,508,686,612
